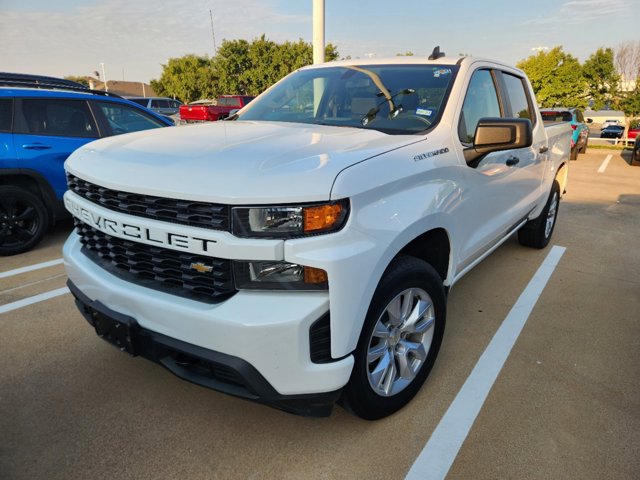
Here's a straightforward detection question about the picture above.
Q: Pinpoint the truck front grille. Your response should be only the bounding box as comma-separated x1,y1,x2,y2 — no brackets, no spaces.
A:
67,174,230,231
75,221,236,303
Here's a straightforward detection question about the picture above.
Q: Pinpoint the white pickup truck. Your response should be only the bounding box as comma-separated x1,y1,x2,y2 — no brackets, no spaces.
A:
63,52,571,419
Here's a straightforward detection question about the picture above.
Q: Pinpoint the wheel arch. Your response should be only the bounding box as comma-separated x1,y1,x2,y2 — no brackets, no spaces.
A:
395,227,451,284
0,169,62,221
556,161,569,198
330,221,454,358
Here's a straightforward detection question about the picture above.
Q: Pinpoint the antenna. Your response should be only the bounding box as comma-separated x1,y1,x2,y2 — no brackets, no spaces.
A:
209,9,217,53
428,46,445,60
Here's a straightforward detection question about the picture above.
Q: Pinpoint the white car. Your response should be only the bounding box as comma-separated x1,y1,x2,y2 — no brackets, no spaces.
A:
63,52,572,419
601,119,622,130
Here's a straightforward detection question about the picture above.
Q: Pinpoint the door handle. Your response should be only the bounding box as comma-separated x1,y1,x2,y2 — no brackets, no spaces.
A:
539,146,549,154
22,143,52,150
506,156,520,166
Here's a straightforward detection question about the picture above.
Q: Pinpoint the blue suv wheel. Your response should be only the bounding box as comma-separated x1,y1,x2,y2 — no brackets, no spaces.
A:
0,186,49,255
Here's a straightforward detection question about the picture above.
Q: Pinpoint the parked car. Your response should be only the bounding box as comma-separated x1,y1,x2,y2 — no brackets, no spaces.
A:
628,124,639,141
632,136,640,163
540,107,590,160
126,97,182,117
0,73,173,255
179,95,254,123
601,119,622,130
63,53,572,419
600,125,625,138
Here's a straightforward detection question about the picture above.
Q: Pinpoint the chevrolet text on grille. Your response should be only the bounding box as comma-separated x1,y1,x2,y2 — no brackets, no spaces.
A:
64,197,217,252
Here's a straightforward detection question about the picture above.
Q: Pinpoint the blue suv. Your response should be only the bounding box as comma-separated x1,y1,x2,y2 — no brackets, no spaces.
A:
0,73,173,255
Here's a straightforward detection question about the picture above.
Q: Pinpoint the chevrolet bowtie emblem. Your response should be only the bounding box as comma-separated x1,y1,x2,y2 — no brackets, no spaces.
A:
190,262,213,273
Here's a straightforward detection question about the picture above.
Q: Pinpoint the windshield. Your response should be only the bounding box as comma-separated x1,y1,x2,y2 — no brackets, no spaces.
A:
237,64,458,134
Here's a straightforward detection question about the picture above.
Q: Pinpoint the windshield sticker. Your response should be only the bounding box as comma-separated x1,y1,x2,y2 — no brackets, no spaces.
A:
433,68,452,78
416,108,433,116
414,148,450,162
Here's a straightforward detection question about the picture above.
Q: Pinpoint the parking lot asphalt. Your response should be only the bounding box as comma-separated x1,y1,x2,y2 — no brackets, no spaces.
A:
1,149,639,480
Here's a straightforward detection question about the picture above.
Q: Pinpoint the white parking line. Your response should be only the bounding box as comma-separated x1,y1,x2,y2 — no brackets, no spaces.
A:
0,287,70,315
598,154,612,173
0,258,64,279
405,245,566,480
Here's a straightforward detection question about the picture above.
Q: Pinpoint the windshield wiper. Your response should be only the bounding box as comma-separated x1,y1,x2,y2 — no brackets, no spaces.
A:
361,88,416,126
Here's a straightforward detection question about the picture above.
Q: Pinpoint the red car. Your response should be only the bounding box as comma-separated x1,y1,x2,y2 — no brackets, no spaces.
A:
180,95,254,123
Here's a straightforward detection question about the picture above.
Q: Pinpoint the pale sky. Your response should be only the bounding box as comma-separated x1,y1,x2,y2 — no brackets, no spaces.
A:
0,0,638,84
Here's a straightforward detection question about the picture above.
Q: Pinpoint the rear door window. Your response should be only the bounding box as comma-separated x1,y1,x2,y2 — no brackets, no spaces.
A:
502,73,534,124
18,99,98,138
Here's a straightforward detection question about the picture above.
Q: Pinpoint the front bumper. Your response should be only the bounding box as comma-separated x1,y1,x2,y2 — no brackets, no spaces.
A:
63,233,354,414
67,280,340,417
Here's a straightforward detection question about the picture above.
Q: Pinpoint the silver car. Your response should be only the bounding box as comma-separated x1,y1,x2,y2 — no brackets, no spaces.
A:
127,97,182,117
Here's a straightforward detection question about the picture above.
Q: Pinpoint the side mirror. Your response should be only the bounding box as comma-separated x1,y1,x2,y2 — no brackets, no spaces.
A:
587,118,593,124
223,108,240,121
465,118,532,164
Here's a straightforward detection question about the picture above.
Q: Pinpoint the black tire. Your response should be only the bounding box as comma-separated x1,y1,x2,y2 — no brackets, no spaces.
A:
0,186,49,256
517,180,560,249
570,145,578,160
341,255,446,420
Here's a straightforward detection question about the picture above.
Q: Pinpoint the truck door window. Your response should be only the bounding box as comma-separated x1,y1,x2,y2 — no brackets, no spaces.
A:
502,73,533,123
458,69,501,143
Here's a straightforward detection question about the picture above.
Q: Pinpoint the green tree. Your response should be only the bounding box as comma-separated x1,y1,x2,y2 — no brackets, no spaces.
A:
150,55,217,104
64,75,89,87
517,47,587,108
151,36,339,101
582,47,619,110
618,87,640,117
213,35,338,96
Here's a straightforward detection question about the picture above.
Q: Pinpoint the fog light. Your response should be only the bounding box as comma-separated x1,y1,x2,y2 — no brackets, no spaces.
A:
233,261,328,290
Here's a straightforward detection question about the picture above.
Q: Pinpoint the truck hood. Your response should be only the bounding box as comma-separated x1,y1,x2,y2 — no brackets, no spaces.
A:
65,121,424,204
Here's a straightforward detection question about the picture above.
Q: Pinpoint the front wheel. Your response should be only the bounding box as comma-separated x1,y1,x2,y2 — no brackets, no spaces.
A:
341,255,446,420
517,180,560,249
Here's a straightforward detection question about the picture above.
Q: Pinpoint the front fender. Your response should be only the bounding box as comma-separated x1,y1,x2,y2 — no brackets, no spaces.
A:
285,180,460,358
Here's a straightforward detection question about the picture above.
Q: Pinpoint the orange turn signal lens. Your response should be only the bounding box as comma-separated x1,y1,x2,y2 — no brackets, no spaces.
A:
304,266,328,284
303,203,345,233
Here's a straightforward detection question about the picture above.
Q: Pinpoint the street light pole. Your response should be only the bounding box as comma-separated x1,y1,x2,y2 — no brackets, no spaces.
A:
312,0,326,115
312,0,325,65
99,63,108,92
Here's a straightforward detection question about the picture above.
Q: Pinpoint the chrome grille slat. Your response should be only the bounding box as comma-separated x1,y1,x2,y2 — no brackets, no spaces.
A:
75,221,235,304
67,174,230,231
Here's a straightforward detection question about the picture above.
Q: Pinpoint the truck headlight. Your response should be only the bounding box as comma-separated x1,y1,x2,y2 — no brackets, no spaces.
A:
232,200,349,238
233,261,328,290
